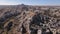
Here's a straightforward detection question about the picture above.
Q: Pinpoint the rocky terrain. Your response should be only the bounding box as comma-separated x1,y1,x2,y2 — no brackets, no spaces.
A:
0,4,60,34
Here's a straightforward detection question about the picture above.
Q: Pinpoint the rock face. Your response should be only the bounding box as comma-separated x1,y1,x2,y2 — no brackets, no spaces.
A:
0,5,60,34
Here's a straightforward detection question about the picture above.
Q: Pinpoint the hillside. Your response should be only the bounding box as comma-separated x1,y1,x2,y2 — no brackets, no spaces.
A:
0,4,60,34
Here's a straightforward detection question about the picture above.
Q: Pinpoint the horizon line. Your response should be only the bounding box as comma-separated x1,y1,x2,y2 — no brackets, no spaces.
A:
0,4,60,6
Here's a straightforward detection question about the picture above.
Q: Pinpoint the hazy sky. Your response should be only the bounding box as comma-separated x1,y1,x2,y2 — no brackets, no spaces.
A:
0,0,60,5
